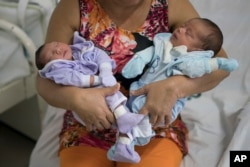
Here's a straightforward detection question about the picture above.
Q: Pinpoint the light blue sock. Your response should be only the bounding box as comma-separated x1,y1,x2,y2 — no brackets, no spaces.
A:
216,57,239,72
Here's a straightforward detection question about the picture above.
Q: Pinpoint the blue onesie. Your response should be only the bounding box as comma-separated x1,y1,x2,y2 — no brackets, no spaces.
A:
121,32,238,147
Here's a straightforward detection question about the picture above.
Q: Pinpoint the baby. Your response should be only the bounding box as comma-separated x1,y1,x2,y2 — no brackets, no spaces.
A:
107,18,239,163
35,31,145,162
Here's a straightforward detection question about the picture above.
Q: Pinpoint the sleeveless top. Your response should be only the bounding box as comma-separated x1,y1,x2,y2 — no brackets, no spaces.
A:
79,0,170,91
59,0,188,155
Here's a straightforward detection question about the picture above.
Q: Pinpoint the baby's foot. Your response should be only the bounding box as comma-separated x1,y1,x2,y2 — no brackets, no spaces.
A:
107,136,140,163
115,106,144,133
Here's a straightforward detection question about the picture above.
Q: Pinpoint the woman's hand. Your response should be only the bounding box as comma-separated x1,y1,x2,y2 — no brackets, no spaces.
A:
131,65,229,127
131,78,180,127
71,84,120,131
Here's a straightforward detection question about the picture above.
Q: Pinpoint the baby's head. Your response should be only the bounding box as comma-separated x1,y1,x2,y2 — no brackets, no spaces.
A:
35,42,73,69
170,18,223,55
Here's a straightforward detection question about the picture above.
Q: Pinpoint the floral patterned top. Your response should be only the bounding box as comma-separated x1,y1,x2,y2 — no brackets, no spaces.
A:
59,0,188,155
79,0,170,90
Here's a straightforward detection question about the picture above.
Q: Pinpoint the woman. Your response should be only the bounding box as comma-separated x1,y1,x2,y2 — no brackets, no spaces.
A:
32,0,229,166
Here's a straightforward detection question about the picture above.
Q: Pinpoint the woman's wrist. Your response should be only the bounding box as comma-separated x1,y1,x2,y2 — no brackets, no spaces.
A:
162,76,185,99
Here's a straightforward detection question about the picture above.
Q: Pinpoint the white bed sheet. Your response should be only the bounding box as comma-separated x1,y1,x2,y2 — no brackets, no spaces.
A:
29,0,250,167
181,0,250,167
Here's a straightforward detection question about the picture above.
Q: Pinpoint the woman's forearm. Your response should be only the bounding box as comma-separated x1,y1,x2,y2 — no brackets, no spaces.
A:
170,69,229,99
36,74,79,110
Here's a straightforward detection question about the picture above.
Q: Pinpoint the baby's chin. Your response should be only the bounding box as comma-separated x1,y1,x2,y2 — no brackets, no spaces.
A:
170,33,177,42
169,37,177,47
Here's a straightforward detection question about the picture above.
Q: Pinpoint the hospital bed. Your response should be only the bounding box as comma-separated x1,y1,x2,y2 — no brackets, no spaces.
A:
0,0,56,139
29,0,250,166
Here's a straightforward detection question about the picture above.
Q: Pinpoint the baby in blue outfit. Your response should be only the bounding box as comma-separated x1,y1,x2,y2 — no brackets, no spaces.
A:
107,18,239,163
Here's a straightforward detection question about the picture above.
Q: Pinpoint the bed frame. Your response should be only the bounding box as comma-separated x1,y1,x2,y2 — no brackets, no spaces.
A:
0,18,38,114
0,0,56,140
0,18,48,140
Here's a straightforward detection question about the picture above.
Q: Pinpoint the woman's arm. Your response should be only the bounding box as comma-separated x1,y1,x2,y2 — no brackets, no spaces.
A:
37,0,79,109
36,0,117,131
133,0,229,126
45,0,79,43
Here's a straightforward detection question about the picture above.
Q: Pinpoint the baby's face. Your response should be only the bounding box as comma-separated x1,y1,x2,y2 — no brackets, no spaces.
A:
41,42,73,64
170,19,208,51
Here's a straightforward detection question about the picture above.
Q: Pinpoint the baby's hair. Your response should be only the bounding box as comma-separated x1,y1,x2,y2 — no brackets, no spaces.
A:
195,18,223,55
35,44,45,70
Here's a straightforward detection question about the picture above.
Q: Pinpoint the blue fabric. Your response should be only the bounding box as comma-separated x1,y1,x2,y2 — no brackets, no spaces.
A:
121,32,239,142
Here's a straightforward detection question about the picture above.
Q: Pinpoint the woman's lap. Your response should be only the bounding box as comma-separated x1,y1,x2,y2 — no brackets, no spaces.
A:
30,107,185,167
59,110,188,154
60,138,182,167
59,110,185,167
